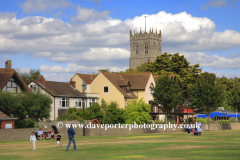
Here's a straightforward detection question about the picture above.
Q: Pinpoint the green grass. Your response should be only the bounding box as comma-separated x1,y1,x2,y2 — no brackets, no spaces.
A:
0,130,240,160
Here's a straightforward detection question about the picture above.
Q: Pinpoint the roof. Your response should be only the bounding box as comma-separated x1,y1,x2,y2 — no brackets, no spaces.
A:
121,72,152,90
101,72,137,98
0,111,10,119
0,68,32,92
76,73,96,84
153,74,176,83
29,80,85,97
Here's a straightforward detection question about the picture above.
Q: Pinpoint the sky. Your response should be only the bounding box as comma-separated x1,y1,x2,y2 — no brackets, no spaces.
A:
0,0,240,82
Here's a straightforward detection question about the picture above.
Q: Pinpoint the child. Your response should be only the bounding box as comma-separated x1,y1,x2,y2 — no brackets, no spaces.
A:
56,132,61,147
48,130,51,138
30,132,37,151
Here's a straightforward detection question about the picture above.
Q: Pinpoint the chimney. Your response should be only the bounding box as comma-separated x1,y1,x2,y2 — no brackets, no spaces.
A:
69,78,76,88
86,80,91,93
5,60,11,69
38,76,45,86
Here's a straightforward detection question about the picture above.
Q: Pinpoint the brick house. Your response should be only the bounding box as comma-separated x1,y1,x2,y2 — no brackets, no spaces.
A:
0,111,17,129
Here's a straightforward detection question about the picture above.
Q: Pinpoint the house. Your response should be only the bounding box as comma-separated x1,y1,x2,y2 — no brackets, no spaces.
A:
90,72,157,109
0,111,17,129
71,73,99,107
28,77,86,120
0,60,31,93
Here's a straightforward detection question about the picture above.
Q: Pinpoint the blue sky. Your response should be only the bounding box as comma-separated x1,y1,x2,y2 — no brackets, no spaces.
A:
0,0,240,81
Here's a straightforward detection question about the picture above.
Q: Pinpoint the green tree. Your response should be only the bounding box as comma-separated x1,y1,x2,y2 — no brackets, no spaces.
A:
188,72,225,130
228,80,240,118
125,99,151,124
84,103,104,121
18,69,41,84
147,52,202,98
22,92,52,121
152,75,182,123
104,102,126,124
136,62,149,72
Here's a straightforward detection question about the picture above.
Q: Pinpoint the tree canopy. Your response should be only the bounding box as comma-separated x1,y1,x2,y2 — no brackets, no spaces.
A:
18,69,41,84
152,75,182,123
188,72,225,130
147,52,202,98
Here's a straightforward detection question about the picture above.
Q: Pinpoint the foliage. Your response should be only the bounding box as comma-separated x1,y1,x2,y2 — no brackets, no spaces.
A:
152,75,182,122
0,92,52,121
57,113,82,121
84,103,104,121
125,99,151,124
227,80,240,112
104,101,126,124
15,119,35,128
136,62,149,72
188,72,225,129
218,120,230,124
98,69,110,72
18,69,41,84
147,52,202,98
229,117,237,123
195,118,207,124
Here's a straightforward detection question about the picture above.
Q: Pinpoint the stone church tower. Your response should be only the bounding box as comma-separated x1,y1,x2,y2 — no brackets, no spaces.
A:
129,28,162,69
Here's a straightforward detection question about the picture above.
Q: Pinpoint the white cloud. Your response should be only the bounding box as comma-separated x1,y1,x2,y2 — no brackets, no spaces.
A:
71,5,110,23
20,0,72,13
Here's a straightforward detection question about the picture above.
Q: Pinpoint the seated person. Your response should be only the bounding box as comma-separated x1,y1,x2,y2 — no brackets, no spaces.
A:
48,130,52,138
51,125,58,138
38,128,44,140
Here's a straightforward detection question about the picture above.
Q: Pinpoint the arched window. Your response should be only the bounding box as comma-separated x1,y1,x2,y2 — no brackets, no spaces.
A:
145,44,148,54
136,44,139,54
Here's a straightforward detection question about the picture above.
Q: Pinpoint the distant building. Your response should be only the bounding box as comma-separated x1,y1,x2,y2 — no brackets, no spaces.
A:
129,28,162,69
0,111,17,129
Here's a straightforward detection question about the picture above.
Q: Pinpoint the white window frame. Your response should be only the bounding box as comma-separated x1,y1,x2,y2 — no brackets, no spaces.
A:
59,98,70,108
74,98,82,108
30,85,37,92
89,99,96,107
103,86,109,93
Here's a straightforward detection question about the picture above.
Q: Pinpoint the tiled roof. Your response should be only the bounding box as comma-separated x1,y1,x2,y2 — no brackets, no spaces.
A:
76,73,96,84
153,74,176,83
121,72,152,90
0,111,10,119
101,72,137,98
30,80,85,97
0,68,32,92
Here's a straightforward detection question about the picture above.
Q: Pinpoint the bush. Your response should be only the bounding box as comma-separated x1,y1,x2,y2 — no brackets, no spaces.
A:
229,117,237,123
57,113,82,121
196,118,213,124
15,119,35,128
218,120,230,124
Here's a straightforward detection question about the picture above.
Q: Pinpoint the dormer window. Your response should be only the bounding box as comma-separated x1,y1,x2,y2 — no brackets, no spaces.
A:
2,78,21,94
30,85,37,92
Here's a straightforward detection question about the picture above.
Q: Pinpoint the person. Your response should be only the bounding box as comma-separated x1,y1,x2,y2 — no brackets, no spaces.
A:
48,130,52,138
56,132,62,147
38,128,44,140
51,125,58,138
187,123,191,135
197,121,202,132
30,132,37,151
65,124,77,151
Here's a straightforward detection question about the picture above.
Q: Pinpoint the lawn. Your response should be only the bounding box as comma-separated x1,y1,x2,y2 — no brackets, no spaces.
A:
0,129,240,160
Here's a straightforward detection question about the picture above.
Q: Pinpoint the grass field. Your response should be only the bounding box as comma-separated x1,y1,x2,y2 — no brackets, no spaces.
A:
0,130,240,160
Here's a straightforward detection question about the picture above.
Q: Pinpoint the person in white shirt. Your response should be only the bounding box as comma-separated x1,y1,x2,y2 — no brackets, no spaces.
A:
197,121,202,132
38,128,44,140
30,132,37,151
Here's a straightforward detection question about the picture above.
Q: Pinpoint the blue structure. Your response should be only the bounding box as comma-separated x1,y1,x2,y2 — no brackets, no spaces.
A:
197,112,230,118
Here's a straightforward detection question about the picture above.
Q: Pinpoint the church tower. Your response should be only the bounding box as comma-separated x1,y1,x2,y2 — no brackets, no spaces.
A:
129,28,162,69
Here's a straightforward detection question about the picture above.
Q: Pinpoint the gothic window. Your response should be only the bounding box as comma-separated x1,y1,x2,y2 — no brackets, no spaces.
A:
145,44,148,54
136,44,139,55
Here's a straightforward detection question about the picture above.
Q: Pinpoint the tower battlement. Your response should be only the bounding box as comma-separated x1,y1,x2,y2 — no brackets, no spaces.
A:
129,28,162,69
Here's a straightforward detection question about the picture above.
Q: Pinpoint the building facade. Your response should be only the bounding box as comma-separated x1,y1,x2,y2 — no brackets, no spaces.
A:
129,29,162,69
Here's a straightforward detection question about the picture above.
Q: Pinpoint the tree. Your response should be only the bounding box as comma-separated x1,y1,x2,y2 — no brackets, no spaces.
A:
228,80,240,118
18,69,41,84
104,102,126,124
125,99,151,124
152,75,182,123
147,52,202,98
188,72,225,130
136,62,149,72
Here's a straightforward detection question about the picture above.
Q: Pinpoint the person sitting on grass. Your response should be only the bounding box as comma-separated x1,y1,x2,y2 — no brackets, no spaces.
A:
56,132,62,147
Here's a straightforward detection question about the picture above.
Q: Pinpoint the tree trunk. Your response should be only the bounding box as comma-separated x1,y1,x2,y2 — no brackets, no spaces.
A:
208,114,210,131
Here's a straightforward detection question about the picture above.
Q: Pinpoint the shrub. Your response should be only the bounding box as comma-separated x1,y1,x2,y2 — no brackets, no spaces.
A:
196,118,207,124
15,119,35,128
218,120,230,124
57,113,82,121
229,117,237,123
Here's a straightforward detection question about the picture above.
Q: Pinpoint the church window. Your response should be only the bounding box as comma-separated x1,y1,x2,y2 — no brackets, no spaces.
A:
145,44,148,54
136,45,139,54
